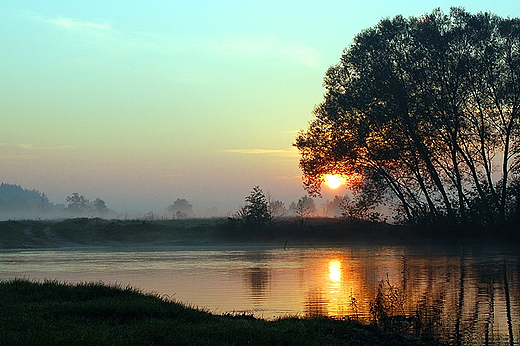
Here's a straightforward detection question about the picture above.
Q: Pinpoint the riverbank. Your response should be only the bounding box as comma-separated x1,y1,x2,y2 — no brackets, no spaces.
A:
0,279,441,345
0,217,518,250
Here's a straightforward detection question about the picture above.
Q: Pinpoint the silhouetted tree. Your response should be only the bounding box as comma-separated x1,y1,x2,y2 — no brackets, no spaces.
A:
39,193,51,213
295,8,520,229
0,183,61,218
324,195,345,217
239,186,271,226
92,198,108,217
167,198,194,219
340,195,385,223
268,194,286,220
65,193,89,215
290,196,316,220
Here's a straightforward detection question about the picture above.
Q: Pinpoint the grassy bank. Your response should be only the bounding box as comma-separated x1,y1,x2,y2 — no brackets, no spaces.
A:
0,218,227,249
0,216,490,250
0,279,441,345
2,217,518,250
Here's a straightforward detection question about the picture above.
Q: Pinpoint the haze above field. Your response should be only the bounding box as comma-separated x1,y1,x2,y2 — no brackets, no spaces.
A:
2,1,519,215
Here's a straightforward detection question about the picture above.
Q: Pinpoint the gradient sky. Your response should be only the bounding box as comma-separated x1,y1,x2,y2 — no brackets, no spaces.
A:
2,1,520,216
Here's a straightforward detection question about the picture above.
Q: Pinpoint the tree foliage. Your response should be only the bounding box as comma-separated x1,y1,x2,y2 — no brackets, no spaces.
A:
295,8,520,228
0,183,57,216
268,198,286,220
92,198,108,217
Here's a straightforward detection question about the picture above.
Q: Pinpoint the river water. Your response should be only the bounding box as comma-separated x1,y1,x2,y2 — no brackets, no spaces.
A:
1,244,518,345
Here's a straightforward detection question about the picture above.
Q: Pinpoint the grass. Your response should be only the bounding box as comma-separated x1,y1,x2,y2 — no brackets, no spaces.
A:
0,279,442,346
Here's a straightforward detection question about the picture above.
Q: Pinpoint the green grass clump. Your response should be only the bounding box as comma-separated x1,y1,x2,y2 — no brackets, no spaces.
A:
0,279,441,345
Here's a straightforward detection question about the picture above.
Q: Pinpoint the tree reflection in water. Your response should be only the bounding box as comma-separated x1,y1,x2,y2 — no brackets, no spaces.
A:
247,266,270,302
296,250,519,346
241,251,272,309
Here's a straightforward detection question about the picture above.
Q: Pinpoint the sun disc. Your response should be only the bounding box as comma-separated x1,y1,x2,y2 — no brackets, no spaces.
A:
325,174,343,189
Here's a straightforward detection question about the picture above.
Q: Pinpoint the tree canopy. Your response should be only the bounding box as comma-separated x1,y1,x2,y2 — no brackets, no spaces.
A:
295,8,520,229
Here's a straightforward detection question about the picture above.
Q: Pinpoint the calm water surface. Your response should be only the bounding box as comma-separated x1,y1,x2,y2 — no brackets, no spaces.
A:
1,245,519,345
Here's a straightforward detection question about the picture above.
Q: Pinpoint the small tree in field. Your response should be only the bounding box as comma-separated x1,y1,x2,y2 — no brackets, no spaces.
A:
269,199,286,220
239,186,272,226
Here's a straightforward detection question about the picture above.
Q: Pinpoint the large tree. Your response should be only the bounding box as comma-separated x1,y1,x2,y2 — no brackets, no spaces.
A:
295,8,520,228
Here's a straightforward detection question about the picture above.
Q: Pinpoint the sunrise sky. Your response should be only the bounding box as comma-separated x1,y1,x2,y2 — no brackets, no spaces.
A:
1,0,519,215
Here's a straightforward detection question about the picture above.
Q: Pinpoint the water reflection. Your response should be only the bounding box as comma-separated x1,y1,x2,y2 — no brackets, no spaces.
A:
240,251,272,306
329,260,341,283
246,266,270,303
0,246,518,345
306,289,327,317
328,260,342,316
299,249,520,346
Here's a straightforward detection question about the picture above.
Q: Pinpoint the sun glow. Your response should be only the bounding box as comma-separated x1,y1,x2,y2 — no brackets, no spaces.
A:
324,174,344,189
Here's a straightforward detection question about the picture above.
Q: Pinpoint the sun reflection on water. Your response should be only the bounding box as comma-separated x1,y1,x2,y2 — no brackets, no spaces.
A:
326,259,345,317
329,260,341,283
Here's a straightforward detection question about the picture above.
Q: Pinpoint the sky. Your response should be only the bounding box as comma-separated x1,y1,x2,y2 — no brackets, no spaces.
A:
1,0,520,216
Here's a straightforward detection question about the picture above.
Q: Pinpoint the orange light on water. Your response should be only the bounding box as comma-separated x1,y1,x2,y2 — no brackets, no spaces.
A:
329,260,341,283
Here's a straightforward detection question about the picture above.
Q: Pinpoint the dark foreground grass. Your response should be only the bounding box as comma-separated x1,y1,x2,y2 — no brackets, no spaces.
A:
0,279,442,346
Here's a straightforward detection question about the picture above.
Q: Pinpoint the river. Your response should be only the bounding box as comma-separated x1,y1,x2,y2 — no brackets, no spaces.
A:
1,244,518,345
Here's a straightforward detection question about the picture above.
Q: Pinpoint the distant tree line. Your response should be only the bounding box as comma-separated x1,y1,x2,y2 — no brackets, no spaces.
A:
0,183,117,220
295,8,520,230
0,183,64,219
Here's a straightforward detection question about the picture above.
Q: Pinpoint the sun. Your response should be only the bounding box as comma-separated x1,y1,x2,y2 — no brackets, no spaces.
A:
324,174,344,189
